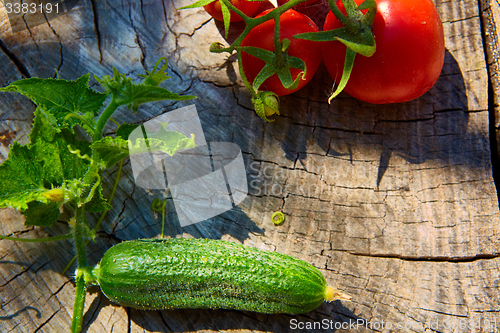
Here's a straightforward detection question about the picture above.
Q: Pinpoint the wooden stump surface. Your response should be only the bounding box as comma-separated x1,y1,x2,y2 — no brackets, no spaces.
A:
1,0,500,332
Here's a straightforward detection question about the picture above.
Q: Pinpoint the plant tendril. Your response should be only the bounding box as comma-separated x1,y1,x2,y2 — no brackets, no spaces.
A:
67,145,92,161
151,198,167,238
271,211,285,226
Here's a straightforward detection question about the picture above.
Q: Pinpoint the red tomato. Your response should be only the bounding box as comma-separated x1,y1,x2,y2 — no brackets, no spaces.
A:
322,0,445,104
277,0,320,11
240,9,322,96
204,0,261,22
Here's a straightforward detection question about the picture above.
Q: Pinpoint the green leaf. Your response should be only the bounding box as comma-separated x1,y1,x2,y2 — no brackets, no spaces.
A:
128,85,196,114
129,124,197,156
84,183,112,213
0,141,52,211
137,57,171,87
220,0,231,39
252,64,276,91
179,0,216,9
358,0,376,12
0,75,107,134
327,48,357,103
29,107,58,144
0,109,93,226
96,60,196,113
240,46,276,64
28,110,92,186
294,27,375,56
91,136,130,169
337,35,375,57
22,201,60,227
92,124,197,170
116,123,139,140
277,67,302,91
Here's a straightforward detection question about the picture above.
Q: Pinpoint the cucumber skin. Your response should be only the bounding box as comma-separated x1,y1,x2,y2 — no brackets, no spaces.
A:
93,238,328,314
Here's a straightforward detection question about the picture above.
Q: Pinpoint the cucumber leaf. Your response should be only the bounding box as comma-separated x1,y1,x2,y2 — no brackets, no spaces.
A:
91,136,129,169
128,123,197,156
96,58,196,113
0,109,95,226
92,125,197,169
116,123,139,140
137,57,171,87
84,183,112,213
0,74,107,135
23,201,60,227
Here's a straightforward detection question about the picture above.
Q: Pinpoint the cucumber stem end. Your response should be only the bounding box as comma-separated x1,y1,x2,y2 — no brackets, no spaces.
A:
325,286,351,302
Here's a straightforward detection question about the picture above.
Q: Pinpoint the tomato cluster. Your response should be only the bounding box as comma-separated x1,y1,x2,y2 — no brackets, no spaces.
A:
203,0,445,105
240,9,323,96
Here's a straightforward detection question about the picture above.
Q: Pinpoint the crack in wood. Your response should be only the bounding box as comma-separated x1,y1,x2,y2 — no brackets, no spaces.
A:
0,38,31,78
128,3,147,71
42,11,64,75
89,0,103,63
0,261,36,288
349,251,500,263
478,0,500,203
33,307,61,332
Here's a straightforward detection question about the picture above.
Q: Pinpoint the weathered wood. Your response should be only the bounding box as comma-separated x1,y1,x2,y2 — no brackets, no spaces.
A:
481,0,500,180
0,0,499,332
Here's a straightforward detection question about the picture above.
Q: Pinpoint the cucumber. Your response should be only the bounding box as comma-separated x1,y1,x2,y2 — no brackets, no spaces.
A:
91,238,350,314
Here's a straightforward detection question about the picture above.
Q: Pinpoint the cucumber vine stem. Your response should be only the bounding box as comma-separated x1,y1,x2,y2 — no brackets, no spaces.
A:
71,206,87,333
71,98,121,332
0,234,73,242
92,100,119,142
62,158,124,275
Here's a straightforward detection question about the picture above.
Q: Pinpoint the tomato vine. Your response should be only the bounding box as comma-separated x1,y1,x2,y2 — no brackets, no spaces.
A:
181,0,378,120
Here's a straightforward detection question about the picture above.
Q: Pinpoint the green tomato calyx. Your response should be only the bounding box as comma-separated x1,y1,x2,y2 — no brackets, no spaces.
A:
252,91,280,121
294,0,377,102
239,38,307,93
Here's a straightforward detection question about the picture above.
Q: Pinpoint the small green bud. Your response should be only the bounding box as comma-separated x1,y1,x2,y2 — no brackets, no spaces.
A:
252,91,280,121
210,42,226,53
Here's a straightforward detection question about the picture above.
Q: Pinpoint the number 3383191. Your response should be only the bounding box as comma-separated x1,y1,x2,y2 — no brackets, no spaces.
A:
4,2,59,14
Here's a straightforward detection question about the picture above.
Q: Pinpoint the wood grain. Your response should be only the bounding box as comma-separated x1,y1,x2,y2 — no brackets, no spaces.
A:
0,0,499,332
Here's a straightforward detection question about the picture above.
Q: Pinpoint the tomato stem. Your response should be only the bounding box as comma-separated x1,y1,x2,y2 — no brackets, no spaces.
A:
207,0,320,120
212,0,313,54
236,49,257,96
329,0,353,31
273,11,283,67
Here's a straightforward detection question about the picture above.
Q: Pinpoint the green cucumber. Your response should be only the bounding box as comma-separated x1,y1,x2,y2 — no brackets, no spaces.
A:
91,238,350,314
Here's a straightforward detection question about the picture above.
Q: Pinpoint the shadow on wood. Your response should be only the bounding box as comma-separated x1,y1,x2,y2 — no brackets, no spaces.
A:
276,48,474,184
80,293,365,333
